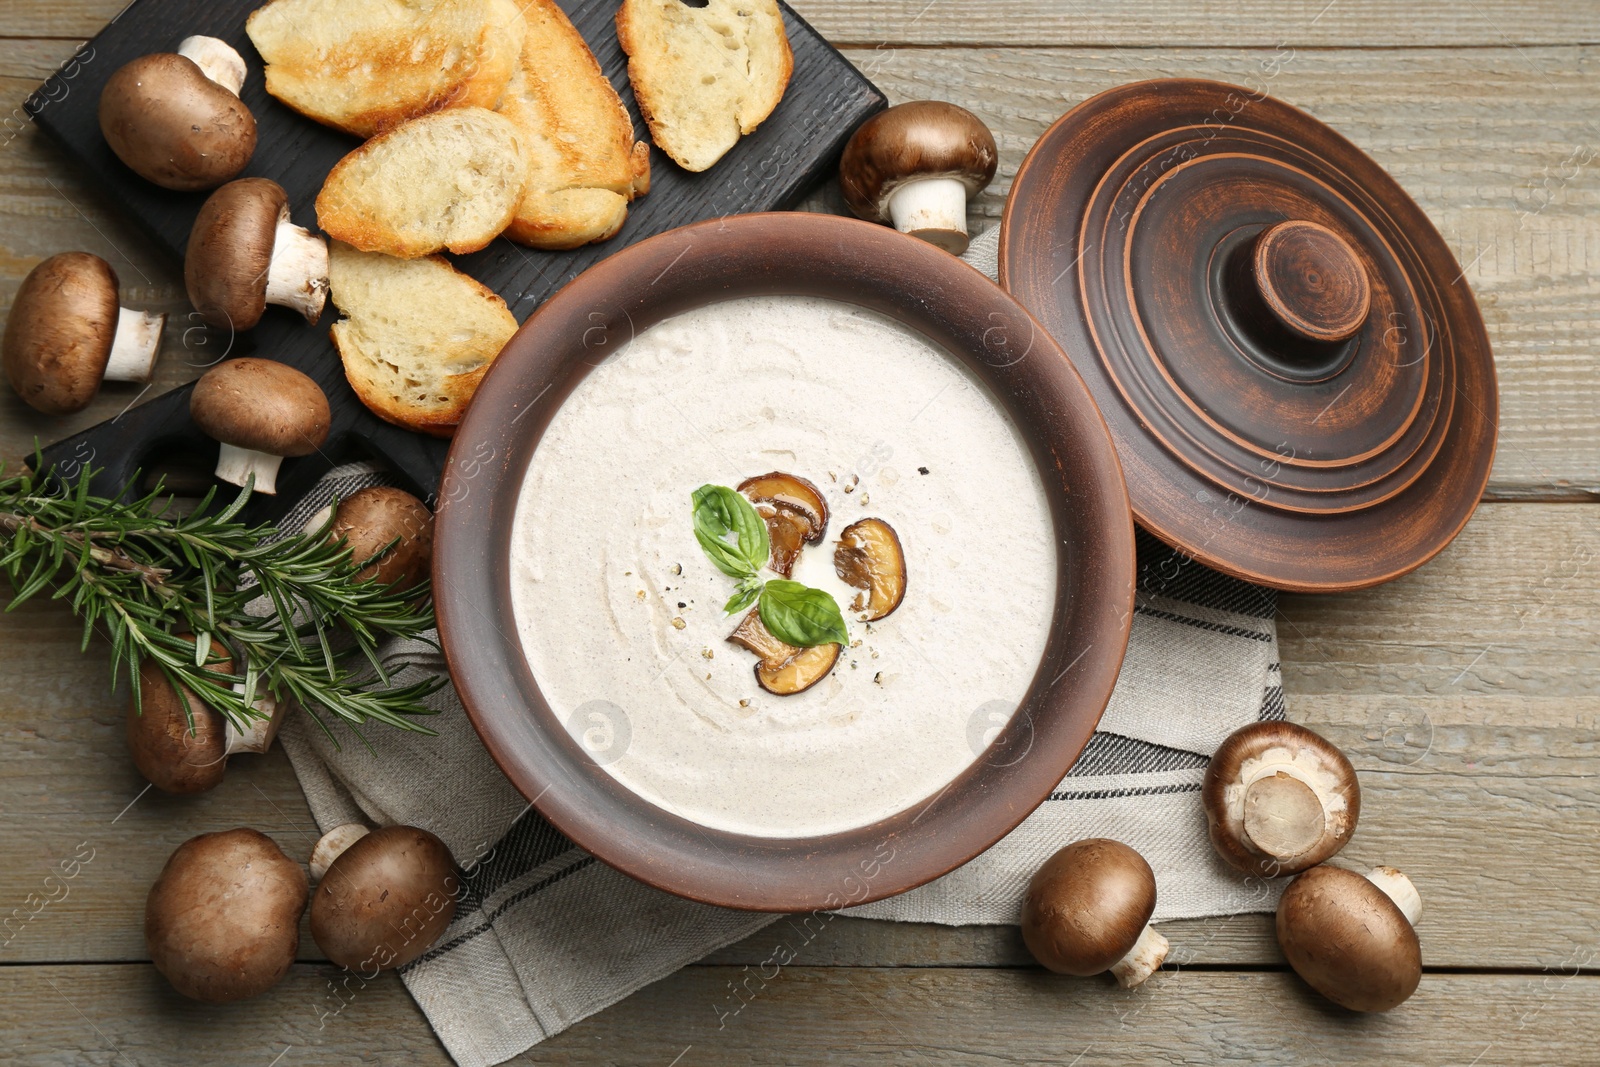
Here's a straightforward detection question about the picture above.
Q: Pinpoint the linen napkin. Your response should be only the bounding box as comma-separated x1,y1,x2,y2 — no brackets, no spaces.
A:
278,224,1285,1066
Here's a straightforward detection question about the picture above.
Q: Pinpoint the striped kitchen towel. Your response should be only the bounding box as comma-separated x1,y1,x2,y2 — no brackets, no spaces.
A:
277,224,1285,1067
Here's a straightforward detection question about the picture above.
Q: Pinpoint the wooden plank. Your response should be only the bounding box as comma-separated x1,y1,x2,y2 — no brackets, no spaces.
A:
5,0,1600,47
1278,504,1600,697
0,36,83,81
804,0,1600,48
2,965,1597,1064
0,964,445,1065
3,505,1596,972
5,42,1600,491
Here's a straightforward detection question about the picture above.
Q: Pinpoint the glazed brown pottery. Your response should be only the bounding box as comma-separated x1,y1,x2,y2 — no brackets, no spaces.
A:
435,213,1134,911
1002,79,1499,592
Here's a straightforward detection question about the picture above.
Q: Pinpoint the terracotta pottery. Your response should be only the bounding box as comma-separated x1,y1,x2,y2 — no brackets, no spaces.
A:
1002,79,1498,592
435,213,1134,911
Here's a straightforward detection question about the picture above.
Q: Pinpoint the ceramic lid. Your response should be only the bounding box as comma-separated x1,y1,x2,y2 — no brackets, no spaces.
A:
1001,78,1498,592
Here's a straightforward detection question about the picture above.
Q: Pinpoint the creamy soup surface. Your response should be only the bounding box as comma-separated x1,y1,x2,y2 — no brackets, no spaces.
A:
509,296,1057,837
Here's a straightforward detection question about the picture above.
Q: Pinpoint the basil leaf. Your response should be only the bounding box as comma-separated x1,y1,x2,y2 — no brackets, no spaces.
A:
723,578,762,616
691,484,769,578
694,524,755,579
758,580,849,648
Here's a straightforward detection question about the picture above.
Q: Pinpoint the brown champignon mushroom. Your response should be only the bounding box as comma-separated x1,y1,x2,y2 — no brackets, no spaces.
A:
1276,863,1423,1012
834,518,907,621
1020,838,1170,988
310,824,458,972
127,636,231,795
127,636,285,795
839,101,998,255
1202,720,1360,878
186,178,329,331
98,37,256,191
189,358,331,495
727,608,841,696
737,471,828,578
2,252,165,415
145,828,308,1002
305,487,435,592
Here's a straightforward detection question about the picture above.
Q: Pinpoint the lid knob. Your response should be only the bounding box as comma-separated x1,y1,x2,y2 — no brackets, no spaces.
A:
1250,221,1371,345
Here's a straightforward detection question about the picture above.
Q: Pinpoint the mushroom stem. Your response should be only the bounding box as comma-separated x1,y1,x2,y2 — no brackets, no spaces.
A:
1365,865,1422,926
886,177,970,253
264,217,330,324
303,503,336,536
104,308,166,382
176,35,246,96
1109,924,1170,989
214,443,285,495
309,823,371,883
222,688,284,757
1242,771,1326,862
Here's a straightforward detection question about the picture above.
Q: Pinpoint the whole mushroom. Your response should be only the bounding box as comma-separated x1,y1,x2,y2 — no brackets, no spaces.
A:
310,824,458,972
1020,838,1170,988
2,252,165,415
306,486,435,592
98,36,257,191
1276,864,1423,1012
839,100,998,255
1202,720,1360,878
186,178,329,330
145,828,308,1002
189,358,330,495
126,635,282,794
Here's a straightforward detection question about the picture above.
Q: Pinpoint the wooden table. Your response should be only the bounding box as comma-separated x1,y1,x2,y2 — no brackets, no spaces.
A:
4,2,1598,1063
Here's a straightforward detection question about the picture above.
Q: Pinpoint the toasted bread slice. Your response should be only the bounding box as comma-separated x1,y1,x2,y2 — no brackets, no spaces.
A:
615,0,793,173
246,0,526,138
496,0,651,250
328,243,518,437
316,107,527,258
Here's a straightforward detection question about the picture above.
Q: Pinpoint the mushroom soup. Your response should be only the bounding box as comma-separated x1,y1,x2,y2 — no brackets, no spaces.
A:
509,295,1057,837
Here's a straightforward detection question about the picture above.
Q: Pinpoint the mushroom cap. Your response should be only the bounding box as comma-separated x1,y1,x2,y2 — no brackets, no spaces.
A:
126,635,233,795
190,358,331,456
310,824,458,971
186,178,289,331
839,101,998,222
98,52,256,191
1020,838,1157,976
145,828,308,1002
1202,719,1360,878
328,487,435,592
2,252,121,415
1276,865,1422,1012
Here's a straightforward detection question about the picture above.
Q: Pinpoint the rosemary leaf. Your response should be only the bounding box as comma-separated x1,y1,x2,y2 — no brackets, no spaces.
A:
0,455,443,740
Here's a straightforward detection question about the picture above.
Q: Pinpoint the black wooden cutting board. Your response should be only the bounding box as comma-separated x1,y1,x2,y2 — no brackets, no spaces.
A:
28,0,884,522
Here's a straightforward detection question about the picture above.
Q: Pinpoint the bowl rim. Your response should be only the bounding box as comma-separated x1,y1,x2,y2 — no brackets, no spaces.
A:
435,212,1135,911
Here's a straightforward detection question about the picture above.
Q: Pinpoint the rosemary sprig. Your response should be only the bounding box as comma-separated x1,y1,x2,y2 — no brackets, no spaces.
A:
0,456,444,743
